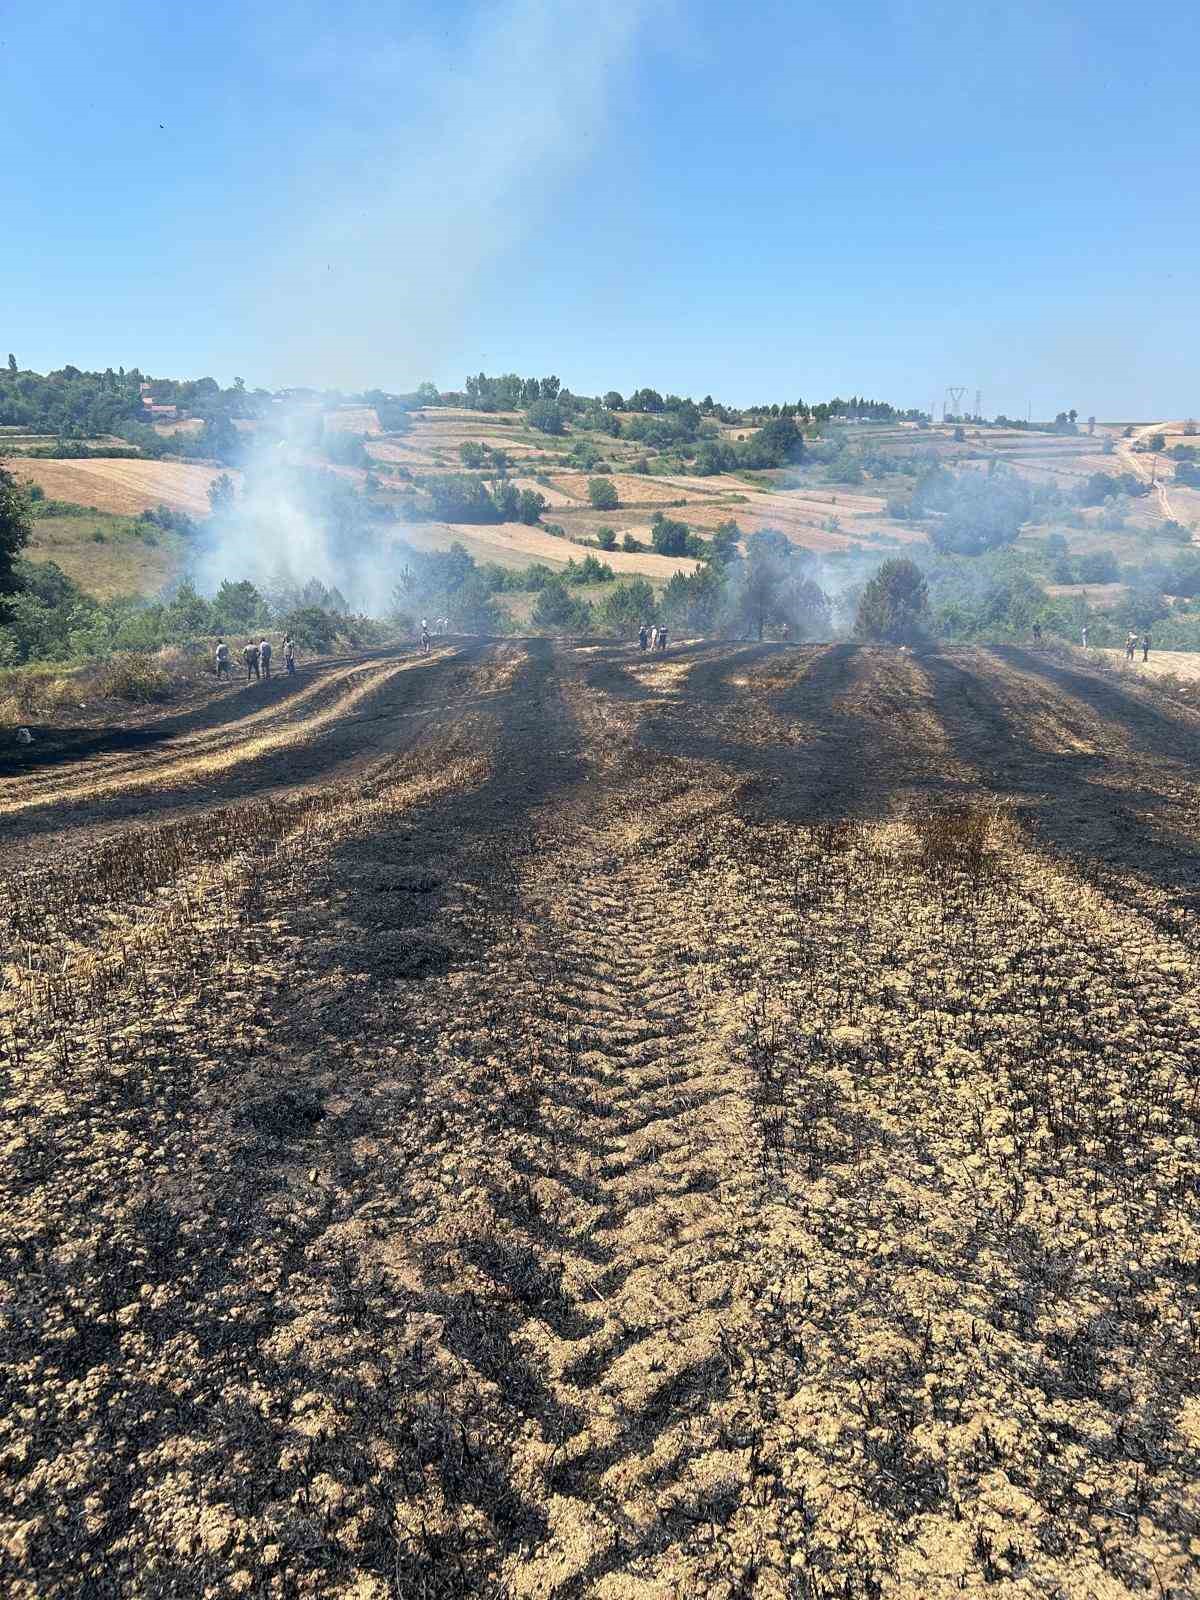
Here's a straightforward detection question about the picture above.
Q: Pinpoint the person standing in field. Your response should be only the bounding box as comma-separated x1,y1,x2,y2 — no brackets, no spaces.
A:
259,637,272,680
215,640,230,680
1081,624,1089,649
243,641,259,682
638,623,649,652
1125,631,1137,661
283,635,296,675
657,624,669,653
1031,623,1043,645
1142,632,1152,662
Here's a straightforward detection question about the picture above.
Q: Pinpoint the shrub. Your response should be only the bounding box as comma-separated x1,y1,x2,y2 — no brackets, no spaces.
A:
595,526,616,551
621,532,642,552
565,554,614,586
95,652,173,702
282,605,339,652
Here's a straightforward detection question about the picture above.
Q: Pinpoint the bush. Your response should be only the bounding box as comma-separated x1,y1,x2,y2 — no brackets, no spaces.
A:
564,554,614,585
568,438,604,470
588,477,619,511
595,526,616,551
95,652,173,702
282,605,339,652
621,532,642,552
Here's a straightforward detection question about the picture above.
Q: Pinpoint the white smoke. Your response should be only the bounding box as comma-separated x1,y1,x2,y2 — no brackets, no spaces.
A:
251,0,657,389
193,0,657,609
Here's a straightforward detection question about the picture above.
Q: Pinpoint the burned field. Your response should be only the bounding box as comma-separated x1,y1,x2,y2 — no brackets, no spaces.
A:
2,639,1199,1598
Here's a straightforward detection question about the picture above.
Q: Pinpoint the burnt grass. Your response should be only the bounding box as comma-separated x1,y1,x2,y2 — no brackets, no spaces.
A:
2,641,1200,1598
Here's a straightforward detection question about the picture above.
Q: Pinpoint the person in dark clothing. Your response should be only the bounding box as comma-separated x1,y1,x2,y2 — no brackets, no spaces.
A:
243,642,259,682
638,623,649,652
1142,632,1151,663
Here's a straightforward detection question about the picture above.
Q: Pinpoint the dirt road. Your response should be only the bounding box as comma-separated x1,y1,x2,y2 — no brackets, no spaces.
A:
1114,421,1179,522
3,640,1200,1598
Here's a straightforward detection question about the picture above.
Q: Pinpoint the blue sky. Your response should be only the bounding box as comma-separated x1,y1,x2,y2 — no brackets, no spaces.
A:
2,0,1196,417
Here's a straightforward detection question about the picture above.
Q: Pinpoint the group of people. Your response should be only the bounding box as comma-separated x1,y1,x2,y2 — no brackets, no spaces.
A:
637,622,669,653
214,636,297,682
1030,622,1153,662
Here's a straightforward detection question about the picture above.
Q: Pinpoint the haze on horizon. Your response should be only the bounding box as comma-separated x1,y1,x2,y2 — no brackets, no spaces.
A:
3,0,1198,419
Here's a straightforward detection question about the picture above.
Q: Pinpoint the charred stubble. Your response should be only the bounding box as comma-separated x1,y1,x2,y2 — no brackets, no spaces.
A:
1,642,1199,1599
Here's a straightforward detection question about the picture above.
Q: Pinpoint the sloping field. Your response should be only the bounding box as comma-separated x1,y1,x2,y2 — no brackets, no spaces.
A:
2,637,1199,1598
14,458,239,516
1101,646,1200,681
550,473,696,507
509,475,580,508
681,490,912,551
324,406,381,434
398,519,700,577
25,513,185,598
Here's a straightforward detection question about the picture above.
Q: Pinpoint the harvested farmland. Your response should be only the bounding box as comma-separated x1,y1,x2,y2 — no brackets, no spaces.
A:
1,638,1199,1600
398,518,701,577
13,457,241,516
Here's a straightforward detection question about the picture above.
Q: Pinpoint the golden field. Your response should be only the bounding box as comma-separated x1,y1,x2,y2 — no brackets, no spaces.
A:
1,638,1198,1597
13,458,240,517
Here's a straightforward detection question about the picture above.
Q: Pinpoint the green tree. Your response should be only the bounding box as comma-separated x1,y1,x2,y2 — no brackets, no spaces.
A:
199,414,241,465
6,354,15,374
527,398,565,436
661,565,724,634
603,391,624,411
284,605,339,651
207,472,236,516
650,511,691,556
565,554,614,585
854,558,930,644
212,578,266,630
595,526,616,551
166,580,211,635
0,464,33,596
532,579,593,632
452,571,506,634
740,413,804,468
517,488,546,524
709,519,741,565
600,578,654,634
733,550,787,640
621,532,641,552
588,477,619,511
